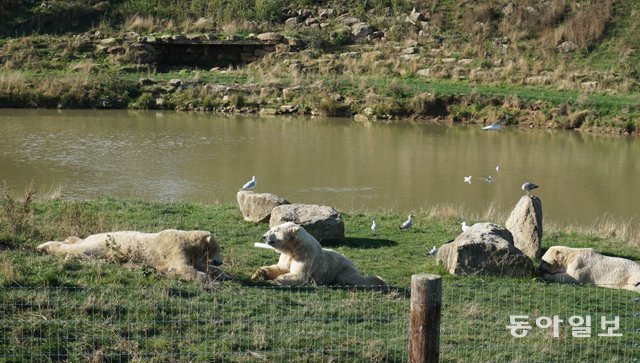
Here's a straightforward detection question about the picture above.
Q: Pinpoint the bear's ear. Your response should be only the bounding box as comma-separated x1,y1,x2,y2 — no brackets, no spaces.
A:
285,224,300,238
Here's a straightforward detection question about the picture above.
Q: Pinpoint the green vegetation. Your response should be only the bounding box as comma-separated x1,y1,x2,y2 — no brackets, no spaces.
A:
0,0,639,134
0,188,638,361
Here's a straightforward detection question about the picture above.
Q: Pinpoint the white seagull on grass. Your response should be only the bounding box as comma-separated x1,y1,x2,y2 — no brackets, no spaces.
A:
241,176,256,190
399,215,414,230
428,246,438,256
371,220,377,233
522,182,539,196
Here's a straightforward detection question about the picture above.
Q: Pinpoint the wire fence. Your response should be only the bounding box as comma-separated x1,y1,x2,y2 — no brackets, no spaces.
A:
1,281,638,362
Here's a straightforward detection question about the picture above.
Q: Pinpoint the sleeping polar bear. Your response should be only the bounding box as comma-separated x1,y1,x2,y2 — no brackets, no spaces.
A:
540,246,640,292
251,222,387,286
37,229,230,283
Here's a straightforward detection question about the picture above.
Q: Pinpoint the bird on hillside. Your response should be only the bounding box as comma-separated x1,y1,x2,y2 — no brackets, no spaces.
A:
399,215,414,230
241,176,256,190
522,182,539,196
461,221,471,232
464,176,472,184
428,246,438,256
371,220,377,234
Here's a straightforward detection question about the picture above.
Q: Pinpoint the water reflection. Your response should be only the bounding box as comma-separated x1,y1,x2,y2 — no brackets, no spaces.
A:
0,109,638,227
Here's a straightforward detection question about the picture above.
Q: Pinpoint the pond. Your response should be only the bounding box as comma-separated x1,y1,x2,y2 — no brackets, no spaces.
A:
1,109,639,227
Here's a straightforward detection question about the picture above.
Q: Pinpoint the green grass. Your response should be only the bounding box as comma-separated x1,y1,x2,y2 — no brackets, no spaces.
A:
0,197,638,361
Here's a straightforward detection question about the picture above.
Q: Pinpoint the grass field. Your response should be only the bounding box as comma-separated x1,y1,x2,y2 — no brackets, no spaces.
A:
0,194,638,361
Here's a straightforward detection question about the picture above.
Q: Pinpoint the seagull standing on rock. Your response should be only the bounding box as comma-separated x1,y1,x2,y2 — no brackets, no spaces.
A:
522,182,539,196
399,215,414,230
241,176,256,191
461,221,471,232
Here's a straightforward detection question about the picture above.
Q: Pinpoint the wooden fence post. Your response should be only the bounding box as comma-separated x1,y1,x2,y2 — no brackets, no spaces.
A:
408,273,442,363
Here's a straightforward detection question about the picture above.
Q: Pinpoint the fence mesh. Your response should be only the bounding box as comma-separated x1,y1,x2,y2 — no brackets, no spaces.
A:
0,281,638,362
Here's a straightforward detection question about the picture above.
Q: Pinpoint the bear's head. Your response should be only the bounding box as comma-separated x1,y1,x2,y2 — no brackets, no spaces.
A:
540,246,569,275
262,222,305,254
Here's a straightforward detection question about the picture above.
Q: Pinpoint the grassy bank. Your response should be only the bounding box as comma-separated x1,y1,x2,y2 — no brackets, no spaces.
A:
1,1,640,135
1,192,639,361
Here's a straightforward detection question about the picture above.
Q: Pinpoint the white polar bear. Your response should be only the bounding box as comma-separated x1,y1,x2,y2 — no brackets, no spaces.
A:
37,229,230,283
251,222,387,286
540,246,640,292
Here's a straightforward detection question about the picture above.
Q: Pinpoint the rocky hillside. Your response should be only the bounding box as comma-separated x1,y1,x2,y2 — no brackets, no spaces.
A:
0,0,638,134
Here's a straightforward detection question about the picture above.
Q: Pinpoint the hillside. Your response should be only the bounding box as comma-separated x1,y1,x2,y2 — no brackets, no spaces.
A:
1,0,639,134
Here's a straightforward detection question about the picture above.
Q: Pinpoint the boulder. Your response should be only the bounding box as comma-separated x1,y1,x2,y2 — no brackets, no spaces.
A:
257,32,284,43
269,204,345,241
237,191,289,223
436,223,534,277
351,22,373,38
505,196,543,259
557,41,578,53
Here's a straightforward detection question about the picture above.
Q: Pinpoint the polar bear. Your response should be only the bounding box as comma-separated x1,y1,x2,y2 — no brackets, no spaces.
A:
251,222,387,286
37,229,230,283
540,246,640,292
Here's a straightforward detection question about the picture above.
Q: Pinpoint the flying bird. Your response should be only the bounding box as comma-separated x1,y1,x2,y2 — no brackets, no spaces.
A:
399,215,414,230
522,182,539,196
371,220,377,233
464,176,472,184
241,176,256,190
428,246,438,256
461,221,471,232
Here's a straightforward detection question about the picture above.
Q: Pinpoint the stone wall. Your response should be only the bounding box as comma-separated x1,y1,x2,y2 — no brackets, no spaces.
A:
141,39,278,68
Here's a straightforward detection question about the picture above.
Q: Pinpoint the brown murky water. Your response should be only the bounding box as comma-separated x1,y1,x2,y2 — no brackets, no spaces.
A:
1,109,639,227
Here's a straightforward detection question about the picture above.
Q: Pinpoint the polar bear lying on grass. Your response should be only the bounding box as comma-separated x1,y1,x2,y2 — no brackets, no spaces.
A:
37,229,230,283
251,222,387,286
540,246,640,292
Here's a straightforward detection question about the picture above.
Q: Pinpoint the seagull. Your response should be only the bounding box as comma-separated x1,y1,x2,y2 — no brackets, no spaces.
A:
464,176,472,184
399,214,414,230
481,121,503,130
241,176,256,190
496,165,500,173
522,182,539,196
482,176,493,183
428,246,438,256
371,220,377,233
461,221,471,232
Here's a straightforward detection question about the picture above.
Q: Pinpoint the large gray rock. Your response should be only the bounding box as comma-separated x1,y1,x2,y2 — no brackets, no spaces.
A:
436,223,534,277
505,196,543,259
351,22,373,38
269,204,345,241
237,191,289,223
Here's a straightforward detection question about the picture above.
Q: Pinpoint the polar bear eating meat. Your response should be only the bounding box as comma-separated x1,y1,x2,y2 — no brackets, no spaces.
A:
251,222,387,286
540,246,640,292
37,229,230,283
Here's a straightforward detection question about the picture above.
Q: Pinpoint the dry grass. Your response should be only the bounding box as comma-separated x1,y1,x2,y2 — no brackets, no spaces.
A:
126,15,156,32
548,0,613,49
552,214,640,248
